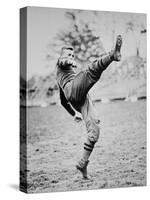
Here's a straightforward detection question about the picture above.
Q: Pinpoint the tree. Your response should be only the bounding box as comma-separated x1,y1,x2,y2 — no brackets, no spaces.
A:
126,15,147,57
48,10,105,67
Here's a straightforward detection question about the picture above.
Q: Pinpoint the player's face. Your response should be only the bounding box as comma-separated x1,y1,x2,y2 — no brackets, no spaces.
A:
62,49,75,61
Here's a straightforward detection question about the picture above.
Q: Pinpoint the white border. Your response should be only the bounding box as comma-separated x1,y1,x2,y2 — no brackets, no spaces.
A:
0,0,149,199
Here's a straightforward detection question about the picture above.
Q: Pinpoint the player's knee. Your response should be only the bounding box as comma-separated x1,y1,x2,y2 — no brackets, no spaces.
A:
88,124,100,144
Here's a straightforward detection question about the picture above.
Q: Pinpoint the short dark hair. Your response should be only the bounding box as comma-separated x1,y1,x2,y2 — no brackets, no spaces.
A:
61,46,74,55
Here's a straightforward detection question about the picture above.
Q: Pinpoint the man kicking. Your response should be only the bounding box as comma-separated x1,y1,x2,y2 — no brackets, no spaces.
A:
56,35,122,179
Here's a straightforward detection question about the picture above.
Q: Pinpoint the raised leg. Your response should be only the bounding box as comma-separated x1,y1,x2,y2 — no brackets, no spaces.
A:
66,35,122,112
88,35,123,82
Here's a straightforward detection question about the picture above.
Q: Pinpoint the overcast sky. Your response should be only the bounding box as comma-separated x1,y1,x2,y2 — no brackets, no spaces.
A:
27,7,69,79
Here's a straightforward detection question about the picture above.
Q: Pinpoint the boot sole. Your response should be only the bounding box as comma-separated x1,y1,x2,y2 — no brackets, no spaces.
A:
114,35,122,61
115,35,122,52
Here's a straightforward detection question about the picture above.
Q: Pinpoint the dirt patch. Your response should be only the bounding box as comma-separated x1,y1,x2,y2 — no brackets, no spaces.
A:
26,100,146,193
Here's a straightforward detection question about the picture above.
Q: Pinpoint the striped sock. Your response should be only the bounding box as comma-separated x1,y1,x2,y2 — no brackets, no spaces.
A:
81,141,95,162
84,142,94,152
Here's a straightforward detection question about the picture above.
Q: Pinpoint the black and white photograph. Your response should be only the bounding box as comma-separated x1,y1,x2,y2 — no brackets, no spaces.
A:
20,6,146,193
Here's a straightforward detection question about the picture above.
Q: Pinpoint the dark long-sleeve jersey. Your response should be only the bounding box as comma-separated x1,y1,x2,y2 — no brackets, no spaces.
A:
56,62,76,89
56,61,77,116
59,85,75,116
56,57,108,116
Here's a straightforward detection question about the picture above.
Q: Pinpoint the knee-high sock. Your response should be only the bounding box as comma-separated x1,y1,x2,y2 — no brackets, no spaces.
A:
81,138,95,162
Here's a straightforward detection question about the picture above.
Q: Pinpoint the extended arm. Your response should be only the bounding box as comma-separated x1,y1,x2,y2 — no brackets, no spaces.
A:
59,86,75,117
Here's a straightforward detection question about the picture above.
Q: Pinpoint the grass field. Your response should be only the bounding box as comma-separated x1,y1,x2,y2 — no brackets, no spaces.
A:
24,100,146,193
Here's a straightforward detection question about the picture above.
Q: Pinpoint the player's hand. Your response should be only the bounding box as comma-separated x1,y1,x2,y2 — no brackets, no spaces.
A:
72,60,77,68
59,58,67,66
65,59,77,67
59,58,76,67
74,113,82,123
